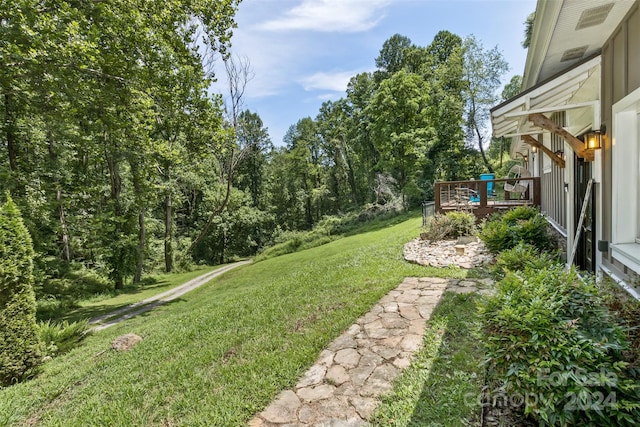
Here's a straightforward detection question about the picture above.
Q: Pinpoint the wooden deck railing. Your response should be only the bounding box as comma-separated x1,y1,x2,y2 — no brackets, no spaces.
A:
434,176,541,219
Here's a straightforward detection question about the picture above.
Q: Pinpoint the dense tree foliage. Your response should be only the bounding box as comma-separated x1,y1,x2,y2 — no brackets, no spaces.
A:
0,1,242,286
1,4,512,318
270,31,508,212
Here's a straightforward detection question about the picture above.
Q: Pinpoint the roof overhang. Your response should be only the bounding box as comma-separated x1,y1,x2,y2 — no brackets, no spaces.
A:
491,54,601,158
523,0,635,87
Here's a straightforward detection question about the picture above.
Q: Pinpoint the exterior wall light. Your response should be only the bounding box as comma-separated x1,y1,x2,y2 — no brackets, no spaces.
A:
584,126,605,150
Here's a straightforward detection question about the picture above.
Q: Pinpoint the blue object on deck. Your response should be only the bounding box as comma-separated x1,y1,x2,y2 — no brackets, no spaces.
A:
480,173,495,197
470,173,495,202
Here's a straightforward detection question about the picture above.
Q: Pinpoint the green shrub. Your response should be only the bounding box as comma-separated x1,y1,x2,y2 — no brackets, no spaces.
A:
34,268,113,320
598,277,640,366
478,206,554,253
482,266,640,426
492,242,561,280
422,211,477,240
0,194,43,386
38,319,92,357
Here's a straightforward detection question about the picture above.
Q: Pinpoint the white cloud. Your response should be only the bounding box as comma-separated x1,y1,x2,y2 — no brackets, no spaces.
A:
258,0,393,33
316,93,343,101
299,70,362,93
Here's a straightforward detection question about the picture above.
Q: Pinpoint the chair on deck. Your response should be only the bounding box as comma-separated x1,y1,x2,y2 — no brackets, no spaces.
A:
504,165,531,197
470,173,495,202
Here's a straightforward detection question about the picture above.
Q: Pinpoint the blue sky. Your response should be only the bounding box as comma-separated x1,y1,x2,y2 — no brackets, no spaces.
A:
212,0,537,146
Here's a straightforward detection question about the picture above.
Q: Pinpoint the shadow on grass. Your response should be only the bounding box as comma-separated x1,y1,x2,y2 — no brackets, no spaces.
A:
37,278,167,322
372,286,485,427
408,291,484,426
89,296,190,332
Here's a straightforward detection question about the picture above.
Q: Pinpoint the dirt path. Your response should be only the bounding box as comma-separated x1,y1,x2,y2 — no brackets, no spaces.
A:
89,260,251,332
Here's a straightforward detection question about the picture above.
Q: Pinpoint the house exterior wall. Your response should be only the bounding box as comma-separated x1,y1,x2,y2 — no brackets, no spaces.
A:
601,1,640,280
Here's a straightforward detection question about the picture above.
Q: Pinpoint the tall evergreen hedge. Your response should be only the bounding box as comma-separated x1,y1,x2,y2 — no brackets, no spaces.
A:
0,194,42,386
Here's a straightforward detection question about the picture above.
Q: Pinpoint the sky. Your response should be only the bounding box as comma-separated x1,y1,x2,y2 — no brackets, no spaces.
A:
211,0,537,146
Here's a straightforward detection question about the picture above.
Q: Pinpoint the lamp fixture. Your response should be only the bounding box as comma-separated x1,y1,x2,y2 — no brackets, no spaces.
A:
515,152,528,163
531,145,538,154
584,125,605,150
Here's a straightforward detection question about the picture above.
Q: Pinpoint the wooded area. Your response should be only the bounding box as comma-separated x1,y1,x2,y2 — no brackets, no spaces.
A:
0,1,515,299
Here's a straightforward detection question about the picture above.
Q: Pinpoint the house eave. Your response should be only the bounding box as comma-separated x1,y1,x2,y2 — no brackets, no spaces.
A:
491,55,601,158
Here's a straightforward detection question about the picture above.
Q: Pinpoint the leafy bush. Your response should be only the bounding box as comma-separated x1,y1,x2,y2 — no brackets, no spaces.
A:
478,206,554,253
38,319,92,357
599,277,640,366
34,268,113,320
0,194,43,386
492,242,561,280
256,229,339,261
482,266,640,426
422,211,477,240
355,202,403,223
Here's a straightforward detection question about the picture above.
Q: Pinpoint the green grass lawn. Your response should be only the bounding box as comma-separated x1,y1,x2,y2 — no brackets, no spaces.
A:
371,292,485,426
0,214,483,426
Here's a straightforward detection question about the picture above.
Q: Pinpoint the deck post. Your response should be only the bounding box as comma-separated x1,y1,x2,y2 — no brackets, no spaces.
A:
533,176,541,207
479,180,487,209
434,182,442,214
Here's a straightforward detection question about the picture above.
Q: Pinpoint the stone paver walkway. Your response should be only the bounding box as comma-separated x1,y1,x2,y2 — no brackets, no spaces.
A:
249,276,494,427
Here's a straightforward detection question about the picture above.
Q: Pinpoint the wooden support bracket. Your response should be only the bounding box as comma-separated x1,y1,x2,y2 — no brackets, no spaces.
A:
522,134,565,168
528,113,594,161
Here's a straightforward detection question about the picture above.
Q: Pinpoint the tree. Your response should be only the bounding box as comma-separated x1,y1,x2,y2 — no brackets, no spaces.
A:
501,75,523,100
346,72,378,202
374,34,414,83
487,74,524,169
462,35,509,173
368,70,433,207
188,55,256,254
316,99,359,209
283,118,323,228
423,31,468,186
0,194,42,386
0,0,242,287
522,12,536,49
234,110,273,208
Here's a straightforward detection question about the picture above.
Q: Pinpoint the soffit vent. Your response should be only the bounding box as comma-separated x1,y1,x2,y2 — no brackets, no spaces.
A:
561,45,588,62
576,3,614,30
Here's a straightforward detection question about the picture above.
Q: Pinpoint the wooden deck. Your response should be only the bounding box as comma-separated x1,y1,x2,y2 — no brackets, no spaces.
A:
434,177,541,219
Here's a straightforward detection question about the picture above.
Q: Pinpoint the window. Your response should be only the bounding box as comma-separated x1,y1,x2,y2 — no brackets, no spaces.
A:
611,87,640,273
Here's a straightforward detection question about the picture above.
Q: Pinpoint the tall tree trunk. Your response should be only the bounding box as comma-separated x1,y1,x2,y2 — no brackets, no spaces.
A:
475,125,494,173
188,148,236,253
302,172,313,228
105,141,124,290
48,132,71,263
131,160,145,283
164,189,173,273
136,210,145,283
4,93,18,172
343,145,360,205
56,190,71,262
